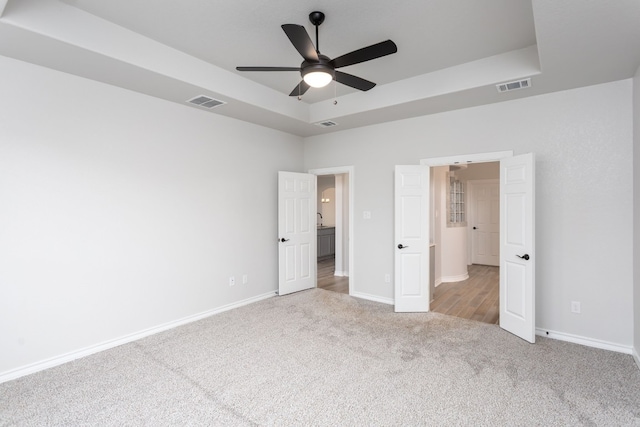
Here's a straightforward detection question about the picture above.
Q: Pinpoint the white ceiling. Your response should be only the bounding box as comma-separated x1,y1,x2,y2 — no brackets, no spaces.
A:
1,0,639,137
58,0,537,103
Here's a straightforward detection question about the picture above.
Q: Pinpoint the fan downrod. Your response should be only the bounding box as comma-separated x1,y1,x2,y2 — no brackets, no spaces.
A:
309,11,325,54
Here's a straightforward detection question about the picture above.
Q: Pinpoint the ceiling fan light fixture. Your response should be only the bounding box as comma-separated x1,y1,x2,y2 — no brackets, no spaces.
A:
236,11,397,96
303,70,333,88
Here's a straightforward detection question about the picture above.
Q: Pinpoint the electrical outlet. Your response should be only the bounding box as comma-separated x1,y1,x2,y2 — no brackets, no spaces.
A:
229,276,235,286
363,211,371,220
384,274,391,283
571,301,581,314
242,274,248,284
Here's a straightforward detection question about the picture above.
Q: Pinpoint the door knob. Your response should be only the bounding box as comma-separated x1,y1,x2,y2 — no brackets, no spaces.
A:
516,254,530,261
280,238,290,242
397,244,409,249
473,227,477,230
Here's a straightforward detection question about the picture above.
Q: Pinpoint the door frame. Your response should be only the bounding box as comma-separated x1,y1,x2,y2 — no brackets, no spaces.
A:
308,166,355,295
421,150,537,338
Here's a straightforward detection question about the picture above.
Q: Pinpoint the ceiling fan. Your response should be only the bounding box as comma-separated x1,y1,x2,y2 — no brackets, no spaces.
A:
236,11,398,97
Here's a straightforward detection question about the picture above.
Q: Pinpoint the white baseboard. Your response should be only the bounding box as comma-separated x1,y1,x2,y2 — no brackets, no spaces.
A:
0,291,276,384
536,328,633,355
334,271,349,277
350,291,394,305
440,273,469,283
633,347,640,371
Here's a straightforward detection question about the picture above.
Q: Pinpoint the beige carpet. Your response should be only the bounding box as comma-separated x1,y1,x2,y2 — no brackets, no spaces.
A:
2,289,640,426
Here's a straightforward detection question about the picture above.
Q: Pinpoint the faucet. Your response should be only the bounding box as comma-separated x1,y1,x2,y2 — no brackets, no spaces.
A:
317,212,323,226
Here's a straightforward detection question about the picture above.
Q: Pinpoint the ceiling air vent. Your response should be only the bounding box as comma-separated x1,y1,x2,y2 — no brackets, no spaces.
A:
315,120,338,128
187,95,226,109
496,78,531,93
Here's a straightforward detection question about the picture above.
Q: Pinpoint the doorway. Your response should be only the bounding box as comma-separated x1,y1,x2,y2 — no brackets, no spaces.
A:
309,167,354,295
429,162,500,324
397,152,535,342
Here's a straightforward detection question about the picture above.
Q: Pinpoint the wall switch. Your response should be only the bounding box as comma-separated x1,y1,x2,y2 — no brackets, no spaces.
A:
384,274,391,283
363,211,371,220
242,274,248,284
571,301,581,314
229,276,235,286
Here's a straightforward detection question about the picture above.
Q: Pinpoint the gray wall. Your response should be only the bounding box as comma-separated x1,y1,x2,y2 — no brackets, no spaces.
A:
0,56,304,378
317,175,336,226
304,80,634,348
1,54,636,379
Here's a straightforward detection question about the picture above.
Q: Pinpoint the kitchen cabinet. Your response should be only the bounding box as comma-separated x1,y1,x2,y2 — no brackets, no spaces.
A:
317,226,335,259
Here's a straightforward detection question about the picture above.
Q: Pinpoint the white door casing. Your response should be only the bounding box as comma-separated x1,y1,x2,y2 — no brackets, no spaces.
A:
278,171,317,296
470,180,500,266
309,166,355,292
499,153,535,343
334,173,346,277
394,165,430,312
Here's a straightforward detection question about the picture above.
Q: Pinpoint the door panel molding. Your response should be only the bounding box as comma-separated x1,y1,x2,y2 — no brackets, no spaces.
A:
468,179,500,266
394,165,430,312
278,171,317,296
499,153,535,343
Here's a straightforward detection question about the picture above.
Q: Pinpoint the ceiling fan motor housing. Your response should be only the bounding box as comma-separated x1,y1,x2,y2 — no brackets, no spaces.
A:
301,54,334,79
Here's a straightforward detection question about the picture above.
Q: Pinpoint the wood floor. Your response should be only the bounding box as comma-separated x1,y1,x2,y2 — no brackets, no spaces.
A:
431,264,500,325
318,259,497,325
317,257,349,294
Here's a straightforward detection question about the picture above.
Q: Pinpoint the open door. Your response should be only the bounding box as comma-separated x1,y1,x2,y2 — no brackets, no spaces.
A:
278,171,317,296
394,165,430,312
499,153,535,342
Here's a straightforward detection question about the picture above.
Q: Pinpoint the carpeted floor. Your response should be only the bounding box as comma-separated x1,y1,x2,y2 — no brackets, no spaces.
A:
2,289,640,426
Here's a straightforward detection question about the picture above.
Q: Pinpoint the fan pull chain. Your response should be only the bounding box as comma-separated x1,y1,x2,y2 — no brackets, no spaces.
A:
333,77,338,105
298,81,302,101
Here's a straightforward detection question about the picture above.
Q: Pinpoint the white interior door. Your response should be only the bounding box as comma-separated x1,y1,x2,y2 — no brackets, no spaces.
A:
394,165,430,312
278,171,316,296
499,154,535,342
471,180,500,266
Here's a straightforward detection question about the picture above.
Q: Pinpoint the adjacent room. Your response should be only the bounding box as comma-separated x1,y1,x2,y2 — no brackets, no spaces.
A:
430,162,500,324
1,0,640,424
